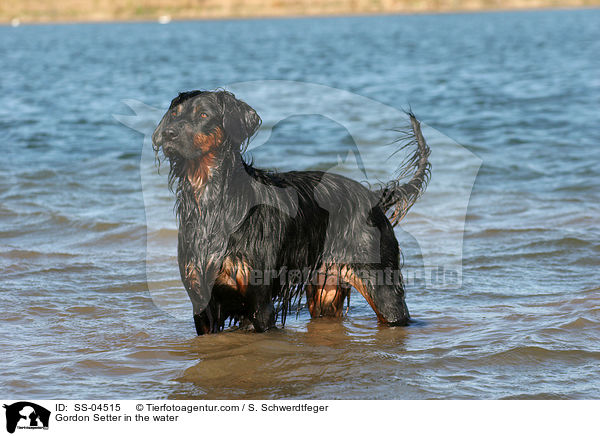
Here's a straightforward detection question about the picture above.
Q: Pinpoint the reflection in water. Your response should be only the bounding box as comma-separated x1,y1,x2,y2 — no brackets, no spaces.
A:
170,315,413,399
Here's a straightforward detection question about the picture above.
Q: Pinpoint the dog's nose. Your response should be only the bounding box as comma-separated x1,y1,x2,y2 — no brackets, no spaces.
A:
164,127,178,141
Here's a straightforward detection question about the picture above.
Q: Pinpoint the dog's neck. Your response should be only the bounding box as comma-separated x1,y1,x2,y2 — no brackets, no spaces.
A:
174,148,253,273
174,147,250,227
183,153,217,198
186,149,246,198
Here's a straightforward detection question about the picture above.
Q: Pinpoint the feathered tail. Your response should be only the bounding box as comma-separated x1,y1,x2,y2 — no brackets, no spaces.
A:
376,112,431,226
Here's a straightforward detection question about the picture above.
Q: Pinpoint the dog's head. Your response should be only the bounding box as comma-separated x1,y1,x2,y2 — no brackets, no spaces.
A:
152,90,261,161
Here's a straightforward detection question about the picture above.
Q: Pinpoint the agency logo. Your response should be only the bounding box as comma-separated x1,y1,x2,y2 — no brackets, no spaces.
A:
3,402,50,434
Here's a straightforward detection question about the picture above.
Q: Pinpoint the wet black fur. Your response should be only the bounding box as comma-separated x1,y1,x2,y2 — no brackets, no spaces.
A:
152,90,430,335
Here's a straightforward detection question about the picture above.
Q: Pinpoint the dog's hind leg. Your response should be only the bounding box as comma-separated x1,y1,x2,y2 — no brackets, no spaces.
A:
345,266,410,326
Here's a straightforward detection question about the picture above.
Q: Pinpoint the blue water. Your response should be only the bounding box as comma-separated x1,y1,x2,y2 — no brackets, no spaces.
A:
0,9,599,399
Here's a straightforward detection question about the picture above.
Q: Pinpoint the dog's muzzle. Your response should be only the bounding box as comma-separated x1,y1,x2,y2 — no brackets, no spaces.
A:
163,127,178,141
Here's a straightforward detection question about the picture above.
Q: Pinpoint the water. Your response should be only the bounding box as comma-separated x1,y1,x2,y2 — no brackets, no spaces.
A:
1,10,599,399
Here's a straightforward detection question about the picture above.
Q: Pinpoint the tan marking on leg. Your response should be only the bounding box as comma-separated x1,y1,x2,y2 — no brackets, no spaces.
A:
215,257,251,295
344,267,387,323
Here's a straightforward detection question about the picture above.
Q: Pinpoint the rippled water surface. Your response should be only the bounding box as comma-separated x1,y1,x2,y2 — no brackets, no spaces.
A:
1,10,599,399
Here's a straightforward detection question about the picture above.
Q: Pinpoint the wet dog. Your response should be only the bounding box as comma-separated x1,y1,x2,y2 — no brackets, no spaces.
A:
152,90,430,334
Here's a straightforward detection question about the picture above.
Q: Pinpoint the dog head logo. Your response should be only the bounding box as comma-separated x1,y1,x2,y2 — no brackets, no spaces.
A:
3,402,50,434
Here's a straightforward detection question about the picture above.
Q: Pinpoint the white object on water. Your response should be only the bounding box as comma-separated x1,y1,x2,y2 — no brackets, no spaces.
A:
11,18,21,27
158,15,171,24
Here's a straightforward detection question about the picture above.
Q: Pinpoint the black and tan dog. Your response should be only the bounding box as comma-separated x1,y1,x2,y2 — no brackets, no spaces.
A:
152,90,430,335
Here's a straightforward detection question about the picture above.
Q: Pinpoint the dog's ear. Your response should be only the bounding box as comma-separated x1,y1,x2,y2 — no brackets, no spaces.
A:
219,91,261,145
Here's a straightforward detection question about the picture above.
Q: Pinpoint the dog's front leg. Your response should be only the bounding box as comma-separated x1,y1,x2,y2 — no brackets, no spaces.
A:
193,311,212,335
181,260,223,335
247,286,276,333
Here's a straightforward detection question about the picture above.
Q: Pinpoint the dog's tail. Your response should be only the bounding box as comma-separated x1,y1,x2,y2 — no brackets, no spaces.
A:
375,112,431,226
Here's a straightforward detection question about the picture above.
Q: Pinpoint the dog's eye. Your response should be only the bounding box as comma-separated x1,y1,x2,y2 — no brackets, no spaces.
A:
200,113,208,118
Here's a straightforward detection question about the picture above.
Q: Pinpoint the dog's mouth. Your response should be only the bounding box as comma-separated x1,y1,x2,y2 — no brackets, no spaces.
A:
162,143,180,159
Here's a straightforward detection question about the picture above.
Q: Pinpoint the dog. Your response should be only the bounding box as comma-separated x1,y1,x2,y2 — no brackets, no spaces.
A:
152,90,430,335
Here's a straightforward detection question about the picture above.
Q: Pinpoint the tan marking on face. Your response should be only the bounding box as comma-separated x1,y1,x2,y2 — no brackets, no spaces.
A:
193,127,223,154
